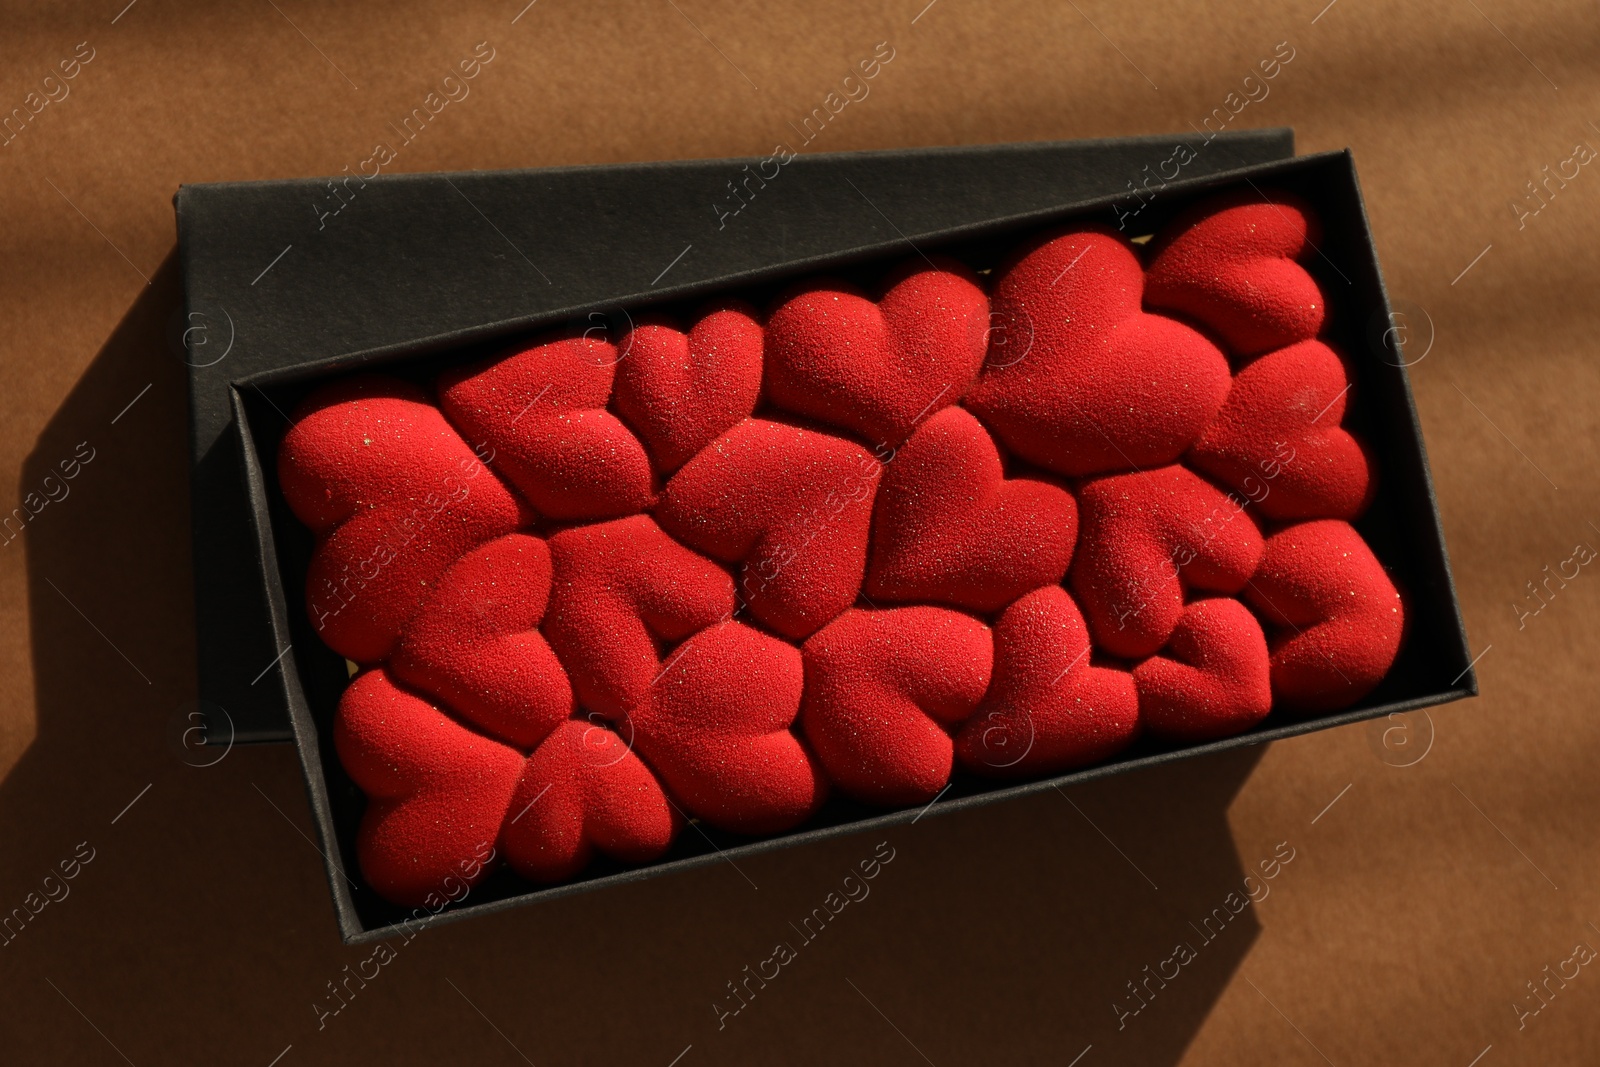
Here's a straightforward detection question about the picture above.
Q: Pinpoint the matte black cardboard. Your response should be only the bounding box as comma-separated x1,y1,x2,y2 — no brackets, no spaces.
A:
177,131,1297,741
224,147,1472,943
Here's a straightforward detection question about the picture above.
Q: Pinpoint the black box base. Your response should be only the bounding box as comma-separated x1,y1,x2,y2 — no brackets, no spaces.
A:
227,148,1472,943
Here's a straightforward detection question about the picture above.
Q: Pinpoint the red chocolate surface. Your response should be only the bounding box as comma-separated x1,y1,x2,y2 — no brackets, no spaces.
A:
613,301,764,473
501,720,679,884
1245,519,1405,712
438,333,655,520
764,259,989,448
1145,191,1327,357
1071,464,1265,660
333,669,524,908
543,515,734,721
656,417,881,639
954,585,1139,777
964,228,1232,476
278,199,1408,902
628,622,826,835
800,606,993,805
390,533,573,750
1188,338,1373,521
867,406,1077,613
277,376,529,663
1133,597,1273,742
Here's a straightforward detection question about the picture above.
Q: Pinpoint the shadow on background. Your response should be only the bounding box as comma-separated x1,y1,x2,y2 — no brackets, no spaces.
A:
1,258,1267,1065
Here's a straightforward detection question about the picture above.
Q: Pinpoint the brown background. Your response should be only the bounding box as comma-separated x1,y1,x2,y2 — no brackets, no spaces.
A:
2,0,1597,1063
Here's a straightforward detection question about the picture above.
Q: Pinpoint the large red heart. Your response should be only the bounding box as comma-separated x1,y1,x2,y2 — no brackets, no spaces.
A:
543,515,734,721
964,229,1231,477
1188,339,1373,521
656,418,882,639
438,333,654,520
764,258,990,447
612,301,764,473
1145,191,1326,358
500,719,679,884
277,375,528,663
800,606,993,806
390,533,573,750
1133,597,1271,742
954,586,1138,777
1244,520,1404,712
866,406,1078,613
1071,465,1264,659
333,669,524,908
627,621,826,835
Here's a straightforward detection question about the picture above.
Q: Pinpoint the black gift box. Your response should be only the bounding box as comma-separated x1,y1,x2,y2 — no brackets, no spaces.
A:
181,135,1473,943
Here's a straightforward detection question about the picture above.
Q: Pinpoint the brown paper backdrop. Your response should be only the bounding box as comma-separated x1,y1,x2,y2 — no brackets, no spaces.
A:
2,0,1597,1063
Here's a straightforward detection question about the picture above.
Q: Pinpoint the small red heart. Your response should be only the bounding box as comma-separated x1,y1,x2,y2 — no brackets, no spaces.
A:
500,719,679,884
544,515,735,721
1145,192,1326,358
1189,339,1373,521
390,533,574,750
800,606,993,806
867,406,1078,612
965,229,1231,477
1244,520,1404,712
628,621,826,835
277,376,528,663
657,418,882,639
333,669,523,908
1071,465,1264,659
613,301,764,473
764,259,990,447
438,333,655,520
1133,597,1271,743
955,586,1138,777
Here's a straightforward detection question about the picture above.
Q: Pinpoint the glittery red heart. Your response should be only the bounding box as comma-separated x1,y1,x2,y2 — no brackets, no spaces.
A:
764,259,989,448
965,229,1231,477
277,376,527,663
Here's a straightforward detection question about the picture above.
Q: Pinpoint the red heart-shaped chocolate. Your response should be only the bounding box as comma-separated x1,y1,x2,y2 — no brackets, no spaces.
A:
278,376,528,663
500,719,679,884
866,406,1078,613
1145,192,1326,358
656,418,882,639
333,669,523,907
1188,339,1373,521
390,533,573,750
1133,597,1271,743
954,586,1138,777
613,301,764,473
964,229,1231,476
1244,520,1404,712
800,606,993,806
628,621,826,835
438,333,654,520
764,258,989,447
544,515,735,721
1071,465,1264,659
